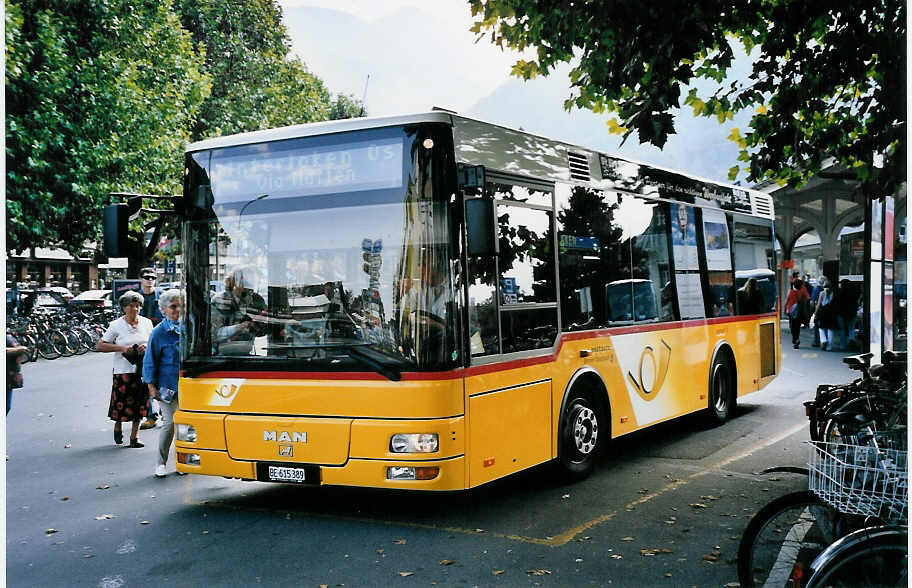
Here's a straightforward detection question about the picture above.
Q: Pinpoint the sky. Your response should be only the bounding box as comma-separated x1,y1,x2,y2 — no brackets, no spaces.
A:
276,0,749,184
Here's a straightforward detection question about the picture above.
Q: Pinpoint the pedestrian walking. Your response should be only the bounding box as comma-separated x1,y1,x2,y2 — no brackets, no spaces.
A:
142,289,184,478
809,276,825,347
815,278,837,351
785,280,810,349
95,291,153,447
6,334,29,415
138,267,163,430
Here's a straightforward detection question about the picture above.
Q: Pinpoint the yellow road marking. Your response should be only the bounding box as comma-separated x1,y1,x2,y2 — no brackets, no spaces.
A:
182,421,807,547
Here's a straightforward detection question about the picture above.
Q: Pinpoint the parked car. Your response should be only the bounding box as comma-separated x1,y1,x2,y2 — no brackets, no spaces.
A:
48,286,74,301
70,289,113,308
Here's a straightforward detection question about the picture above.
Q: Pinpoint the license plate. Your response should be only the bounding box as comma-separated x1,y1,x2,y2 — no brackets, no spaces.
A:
267,466,306,483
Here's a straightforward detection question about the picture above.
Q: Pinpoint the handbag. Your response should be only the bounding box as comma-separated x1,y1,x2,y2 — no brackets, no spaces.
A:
122,344,144,365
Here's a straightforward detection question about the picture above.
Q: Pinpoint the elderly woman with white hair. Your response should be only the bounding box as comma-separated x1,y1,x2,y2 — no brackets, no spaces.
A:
142,288,184,478
96,290,153,447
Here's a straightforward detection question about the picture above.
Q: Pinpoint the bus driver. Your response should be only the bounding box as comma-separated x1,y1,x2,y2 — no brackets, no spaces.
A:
211,266,267,355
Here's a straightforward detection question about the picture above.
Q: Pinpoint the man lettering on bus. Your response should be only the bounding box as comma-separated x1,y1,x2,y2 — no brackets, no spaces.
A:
211,266,267,355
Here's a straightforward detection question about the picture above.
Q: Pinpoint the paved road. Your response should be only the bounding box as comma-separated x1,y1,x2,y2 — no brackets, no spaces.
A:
6,326,858,587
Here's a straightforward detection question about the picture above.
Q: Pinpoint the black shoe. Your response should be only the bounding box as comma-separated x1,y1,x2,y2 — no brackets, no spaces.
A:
821,342,828,351
793,343,799,349
129,439,144,448
114,430,123,445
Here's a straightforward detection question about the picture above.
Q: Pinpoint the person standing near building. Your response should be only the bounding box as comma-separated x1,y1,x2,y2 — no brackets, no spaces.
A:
815,278,837,351
785,280,810,349
142,289,183,477
809,276,825,347
138,268,163,430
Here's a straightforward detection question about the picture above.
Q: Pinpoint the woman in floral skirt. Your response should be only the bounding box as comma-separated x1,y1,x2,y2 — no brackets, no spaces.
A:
95,290,153,447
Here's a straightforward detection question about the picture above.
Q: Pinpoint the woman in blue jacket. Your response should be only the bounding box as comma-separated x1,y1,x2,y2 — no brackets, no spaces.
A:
142,289,183,478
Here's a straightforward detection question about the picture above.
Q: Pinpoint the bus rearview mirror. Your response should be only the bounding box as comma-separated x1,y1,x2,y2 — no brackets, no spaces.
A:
465,198,495,257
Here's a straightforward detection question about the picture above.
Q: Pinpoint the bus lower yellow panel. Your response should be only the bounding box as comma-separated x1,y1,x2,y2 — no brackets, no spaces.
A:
224,415,352,464
178,376,463,419
468,380,551,487
349,417,464,460
322,456,465,491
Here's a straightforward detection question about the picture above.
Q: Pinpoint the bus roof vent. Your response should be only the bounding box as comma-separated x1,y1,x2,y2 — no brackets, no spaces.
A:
567,151,591,182
752,194,774,218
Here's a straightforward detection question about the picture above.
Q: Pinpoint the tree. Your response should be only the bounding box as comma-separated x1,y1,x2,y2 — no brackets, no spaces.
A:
469,1,905,197
6,0,210,255
177,0,364,141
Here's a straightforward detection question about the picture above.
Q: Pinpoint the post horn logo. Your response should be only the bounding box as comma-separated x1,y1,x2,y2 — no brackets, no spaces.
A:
215,382,240,399
627,339,671,401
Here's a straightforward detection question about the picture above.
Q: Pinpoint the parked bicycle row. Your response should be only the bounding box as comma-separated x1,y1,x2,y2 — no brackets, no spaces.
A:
6,306,119,361
739,350,907,587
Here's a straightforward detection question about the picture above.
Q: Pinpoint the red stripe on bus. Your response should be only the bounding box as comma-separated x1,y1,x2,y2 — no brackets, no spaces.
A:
180,313,777,381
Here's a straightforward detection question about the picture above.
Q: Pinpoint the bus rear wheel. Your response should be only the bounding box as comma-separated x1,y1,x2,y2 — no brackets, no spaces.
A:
557,390,605,480
707,354,735,425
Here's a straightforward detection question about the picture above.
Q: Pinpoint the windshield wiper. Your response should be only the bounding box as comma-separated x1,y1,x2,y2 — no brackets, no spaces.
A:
342,345,403,382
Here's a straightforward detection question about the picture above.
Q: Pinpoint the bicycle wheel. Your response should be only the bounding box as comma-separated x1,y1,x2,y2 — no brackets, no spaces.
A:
36,334,61,360
53,330,76,357
806,526,907,587
72,328,92,355
738,490,846,588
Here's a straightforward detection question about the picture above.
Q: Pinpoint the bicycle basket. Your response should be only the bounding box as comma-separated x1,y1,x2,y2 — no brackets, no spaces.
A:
808,434,908,523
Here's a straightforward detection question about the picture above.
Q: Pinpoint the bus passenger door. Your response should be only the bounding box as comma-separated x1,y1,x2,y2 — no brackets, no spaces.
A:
463,177,558,487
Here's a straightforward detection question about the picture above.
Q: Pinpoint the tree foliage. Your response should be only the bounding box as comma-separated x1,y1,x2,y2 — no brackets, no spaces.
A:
7,0,364,258
469,0,906,196
6,0,209,255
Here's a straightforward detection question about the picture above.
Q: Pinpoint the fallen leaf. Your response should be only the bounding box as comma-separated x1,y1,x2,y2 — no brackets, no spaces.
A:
689,503,707,509
61,497,69,501
474,528,485,533
702,554,719,562
637,488,649,494
439,559,454,566
45,529,57,535
700,495,719,501
394,538,407,545
665,572,672,577
492,570,504,576
610,554,623,560
82,554,94,558
725,583,741,587
398,571,413,577
96,484,110,490
561,493,570,499
526,569,551,576
201,530,209,535
574,558,583,563
139,520,150,525
621,536,635,541
64,444,72,449
320,585,329,588
94,514,114,520
377,549,385,555
640,548,673,556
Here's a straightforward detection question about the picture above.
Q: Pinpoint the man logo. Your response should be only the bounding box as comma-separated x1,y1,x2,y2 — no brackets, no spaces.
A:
263,431,307,443
627,339,671,401
278,445,293,457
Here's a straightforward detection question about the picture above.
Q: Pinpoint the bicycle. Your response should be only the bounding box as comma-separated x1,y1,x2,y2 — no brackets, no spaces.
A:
738,425,907,587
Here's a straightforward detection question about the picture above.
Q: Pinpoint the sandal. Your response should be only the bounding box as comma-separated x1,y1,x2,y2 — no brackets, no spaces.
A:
129,439,144,448
114,430,123,445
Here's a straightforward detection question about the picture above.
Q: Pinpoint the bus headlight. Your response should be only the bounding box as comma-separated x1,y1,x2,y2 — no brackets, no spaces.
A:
176,424,197,442
389,433,438,453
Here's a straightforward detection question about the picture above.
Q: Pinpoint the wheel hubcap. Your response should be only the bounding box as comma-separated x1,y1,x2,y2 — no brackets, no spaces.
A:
572,406,598,455
713,366,728,412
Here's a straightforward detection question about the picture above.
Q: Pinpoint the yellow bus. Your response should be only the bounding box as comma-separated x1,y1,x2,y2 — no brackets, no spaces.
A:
170,111,780,489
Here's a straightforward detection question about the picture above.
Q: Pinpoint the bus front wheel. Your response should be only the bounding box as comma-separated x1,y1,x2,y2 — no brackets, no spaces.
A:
557,390,606,480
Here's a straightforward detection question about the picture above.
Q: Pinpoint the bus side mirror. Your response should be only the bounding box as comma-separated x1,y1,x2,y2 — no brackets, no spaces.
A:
465,198,495,257
103,203,130,257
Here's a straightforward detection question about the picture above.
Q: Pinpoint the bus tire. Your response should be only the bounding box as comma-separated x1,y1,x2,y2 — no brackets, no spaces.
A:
706,352,735,425
557,387,606,480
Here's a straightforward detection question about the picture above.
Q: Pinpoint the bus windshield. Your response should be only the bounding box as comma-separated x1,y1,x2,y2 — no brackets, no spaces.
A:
182,124,459,374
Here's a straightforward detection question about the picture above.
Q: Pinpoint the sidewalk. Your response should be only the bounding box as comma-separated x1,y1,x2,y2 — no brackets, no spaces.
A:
780,318,863,353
